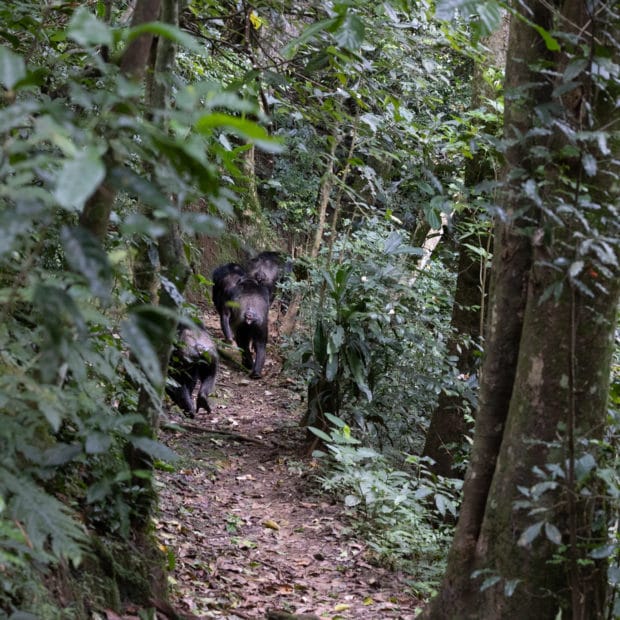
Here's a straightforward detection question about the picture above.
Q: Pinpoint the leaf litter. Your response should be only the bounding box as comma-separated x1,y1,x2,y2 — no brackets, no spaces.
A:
155,312,421,620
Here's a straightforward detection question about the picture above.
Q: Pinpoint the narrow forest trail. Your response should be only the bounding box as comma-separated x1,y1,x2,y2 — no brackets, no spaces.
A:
156,312,421,620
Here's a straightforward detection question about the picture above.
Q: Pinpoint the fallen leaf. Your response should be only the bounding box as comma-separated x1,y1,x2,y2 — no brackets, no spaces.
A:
262,519,280,531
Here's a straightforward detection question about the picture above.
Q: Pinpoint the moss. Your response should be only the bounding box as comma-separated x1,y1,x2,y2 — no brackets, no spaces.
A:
1,530,168,619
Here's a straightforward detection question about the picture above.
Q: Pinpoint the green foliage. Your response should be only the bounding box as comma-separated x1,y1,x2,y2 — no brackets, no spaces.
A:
310,413,460,594
290,216,462,454
0,1,276,613
508,413,620,607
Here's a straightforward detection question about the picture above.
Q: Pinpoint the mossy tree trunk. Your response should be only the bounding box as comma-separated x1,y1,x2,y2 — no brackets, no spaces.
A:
423,0,619,617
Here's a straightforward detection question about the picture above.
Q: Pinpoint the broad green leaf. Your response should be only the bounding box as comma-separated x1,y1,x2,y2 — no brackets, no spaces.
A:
384,231,404,254
313,320,328,361
33,283,88,339
544,522,562,545
504,579,520,597
40,443,82,466
61,226,112,301
574,452,596,480
531,23,560,51
280,17,338,59
414,486,433,500
0,202,45,257
86,478,112,504
568,260,584,279
326,354,339,382
480,575,501,591
360,113,382,132
38,399,64,433
195,113,283,153
333,13,365,51
54,152,106,212
4,471,85,564
0,45,26,89
435,492,447,516
308,426,334,443
130,437,178,463
564,58,588,81
328,326,345,355
345,347,372,401
120,316,163,387
435,0,502,33
582,153,597,176
85,433,112,454
518,521,543,546
108,166,170,210
324,412,347,428
125,22,202,54
423,204,442,230
68,8,113,47
590,544,616,559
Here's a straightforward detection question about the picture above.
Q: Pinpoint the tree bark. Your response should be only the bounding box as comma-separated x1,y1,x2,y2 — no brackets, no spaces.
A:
125,0,187,529
311,132,339,258
132,0,189,431
422,16,508,477
424,0,620,617
79,0,162,241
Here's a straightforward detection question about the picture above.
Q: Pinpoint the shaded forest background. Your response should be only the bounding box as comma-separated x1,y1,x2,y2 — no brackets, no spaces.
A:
0,0,618,619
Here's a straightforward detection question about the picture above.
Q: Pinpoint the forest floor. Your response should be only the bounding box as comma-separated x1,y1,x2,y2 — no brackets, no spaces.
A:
154,311,422,620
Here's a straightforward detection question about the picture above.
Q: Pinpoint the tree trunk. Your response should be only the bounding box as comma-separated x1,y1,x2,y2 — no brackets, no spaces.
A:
281,131,340,338
311,132,339,258
421,233,488,476
132,0,189,429
424,0,619,617
126,0,187,529
79,0,162,241
422,17,508,476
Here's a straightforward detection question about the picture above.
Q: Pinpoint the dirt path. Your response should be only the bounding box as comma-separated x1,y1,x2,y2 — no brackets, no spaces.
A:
156,313,421,620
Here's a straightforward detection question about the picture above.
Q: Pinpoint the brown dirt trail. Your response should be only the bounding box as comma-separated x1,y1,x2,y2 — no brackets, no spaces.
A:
156,312,421,620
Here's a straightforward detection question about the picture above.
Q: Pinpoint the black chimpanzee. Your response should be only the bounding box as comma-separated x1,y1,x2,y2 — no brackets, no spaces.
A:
212,262,246,342
229,276,270,378
166,323,219,417
246,251,292,307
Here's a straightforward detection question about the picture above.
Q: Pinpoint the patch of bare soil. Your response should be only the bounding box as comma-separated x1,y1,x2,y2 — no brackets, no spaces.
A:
156,312,421,620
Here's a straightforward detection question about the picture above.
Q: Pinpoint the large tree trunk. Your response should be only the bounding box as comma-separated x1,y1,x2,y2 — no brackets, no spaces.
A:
422,17,509,476
423,0,619,617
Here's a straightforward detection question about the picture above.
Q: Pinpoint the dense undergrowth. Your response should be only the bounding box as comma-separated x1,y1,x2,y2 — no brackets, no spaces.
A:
277,218,469,593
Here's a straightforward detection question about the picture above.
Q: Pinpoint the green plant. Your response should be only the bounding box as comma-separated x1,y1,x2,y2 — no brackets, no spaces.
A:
290,216,461,455
0,2,279,614
310,413,460,595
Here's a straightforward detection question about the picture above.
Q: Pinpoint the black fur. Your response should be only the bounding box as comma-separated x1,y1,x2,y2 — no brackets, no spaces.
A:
212,262,246,342
166,324,218,417
229,277,270,378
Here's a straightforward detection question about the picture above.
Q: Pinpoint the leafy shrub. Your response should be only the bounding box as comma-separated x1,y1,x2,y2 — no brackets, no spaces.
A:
310,414,460,595
289,216,460,455
0,3,272,614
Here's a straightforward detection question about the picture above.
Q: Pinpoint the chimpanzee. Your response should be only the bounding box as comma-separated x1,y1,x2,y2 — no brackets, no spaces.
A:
212,262,246,342
246,251,292,306
229,276,270,378
166,324,219,417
